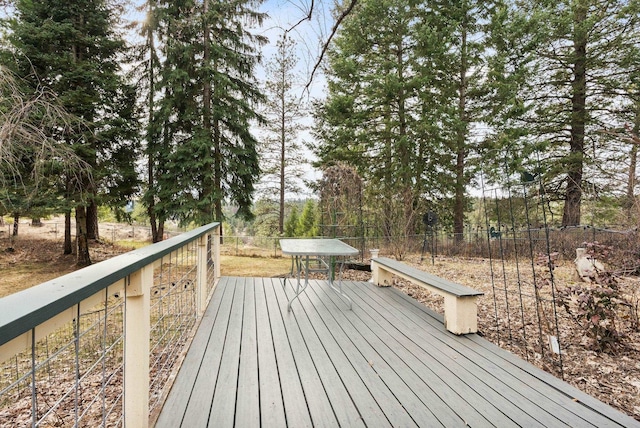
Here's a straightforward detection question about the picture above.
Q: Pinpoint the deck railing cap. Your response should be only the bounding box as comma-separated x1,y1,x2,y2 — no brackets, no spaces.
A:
0,222,219,346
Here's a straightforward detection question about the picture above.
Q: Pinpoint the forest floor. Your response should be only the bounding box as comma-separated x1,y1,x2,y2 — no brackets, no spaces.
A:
1,220,639,422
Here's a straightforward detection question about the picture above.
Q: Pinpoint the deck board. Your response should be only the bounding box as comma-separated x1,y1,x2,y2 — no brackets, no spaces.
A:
156,277,640,428
344,280,556,427
254,278,287,427
383,287,619,427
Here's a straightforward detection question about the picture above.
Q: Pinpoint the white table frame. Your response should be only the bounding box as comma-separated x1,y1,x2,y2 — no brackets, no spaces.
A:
280,239,359,311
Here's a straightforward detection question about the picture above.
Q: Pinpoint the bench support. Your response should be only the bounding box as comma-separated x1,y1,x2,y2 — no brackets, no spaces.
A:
443,295,478,335
372,263,394,286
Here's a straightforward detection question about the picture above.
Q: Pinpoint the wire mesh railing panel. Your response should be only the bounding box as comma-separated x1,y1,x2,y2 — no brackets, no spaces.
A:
0,289,125,427
148,241,199,414
0,223,220,427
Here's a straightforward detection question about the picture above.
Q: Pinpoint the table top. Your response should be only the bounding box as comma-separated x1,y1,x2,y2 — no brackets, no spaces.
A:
280,239,359,257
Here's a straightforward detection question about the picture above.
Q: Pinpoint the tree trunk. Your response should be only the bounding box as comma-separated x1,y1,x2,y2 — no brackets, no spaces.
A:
201,0,214,226
31,218,42,227
146,0,161,243
64,210,73,254
454,16,469,242
562,1,587,227
12,213,19,236
75,206,91,266
279,58,286,235
157,220,165,241
86,200,99,240
627,113,639,223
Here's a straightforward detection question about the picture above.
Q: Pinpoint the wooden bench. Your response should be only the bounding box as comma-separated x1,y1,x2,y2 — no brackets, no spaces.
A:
371,257,483,335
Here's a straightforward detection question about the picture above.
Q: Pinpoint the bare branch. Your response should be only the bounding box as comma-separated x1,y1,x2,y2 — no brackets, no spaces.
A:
0,66,92,209
286,0,315,33
288,0,358,93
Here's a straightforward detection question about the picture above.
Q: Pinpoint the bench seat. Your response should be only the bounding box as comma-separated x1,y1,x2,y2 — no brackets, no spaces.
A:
371,257,483,335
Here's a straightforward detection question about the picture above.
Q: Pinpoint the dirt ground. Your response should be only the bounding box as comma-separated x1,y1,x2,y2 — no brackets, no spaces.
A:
1,219,639,421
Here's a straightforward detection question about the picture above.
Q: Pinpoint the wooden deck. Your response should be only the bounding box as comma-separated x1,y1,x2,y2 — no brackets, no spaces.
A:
155,276,639,427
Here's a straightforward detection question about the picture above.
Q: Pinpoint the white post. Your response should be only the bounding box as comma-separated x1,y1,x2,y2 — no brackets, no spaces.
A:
124,266,152,428
197,235,208,314
213,226,221,280
371,260,393,287
369,249,380,283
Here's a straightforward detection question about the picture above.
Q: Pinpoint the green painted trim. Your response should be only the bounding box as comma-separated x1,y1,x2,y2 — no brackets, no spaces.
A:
0,223,220,346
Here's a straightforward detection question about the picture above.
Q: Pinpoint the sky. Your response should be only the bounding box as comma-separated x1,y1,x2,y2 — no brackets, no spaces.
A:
257,0,332,99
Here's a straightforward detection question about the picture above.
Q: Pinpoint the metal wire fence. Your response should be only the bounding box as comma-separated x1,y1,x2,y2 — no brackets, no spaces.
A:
0,224,220,427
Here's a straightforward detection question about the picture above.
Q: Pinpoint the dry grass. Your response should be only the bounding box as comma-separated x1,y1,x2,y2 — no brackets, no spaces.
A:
221,255,291,278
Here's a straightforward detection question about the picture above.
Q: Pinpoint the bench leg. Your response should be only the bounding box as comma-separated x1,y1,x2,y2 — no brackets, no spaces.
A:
444,296,478,335
371,264,393,287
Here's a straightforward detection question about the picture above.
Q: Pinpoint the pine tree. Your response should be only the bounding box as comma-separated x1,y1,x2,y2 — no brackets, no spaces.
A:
314,0,425,239
4,0,139,265
296,199,318,237
413,0,493,240
284,204,300,237
149,0,266,227
259,32,307,234
488,0,640,226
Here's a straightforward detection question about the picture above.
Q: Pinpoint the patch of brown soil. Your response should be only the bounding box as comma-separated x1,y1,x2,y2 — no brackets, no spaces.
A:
0,234,134,297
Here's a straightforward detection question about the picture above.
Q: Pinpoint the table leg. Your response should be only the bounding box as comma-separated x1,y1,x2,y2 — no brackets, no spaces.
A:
327,257,353,309
287,255,310,312
283,255,300,289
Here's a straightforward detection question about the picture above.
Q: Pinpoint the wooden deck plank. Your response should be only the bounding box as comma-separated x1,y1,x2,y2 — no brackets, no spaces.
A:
155,277,233,428
382,284,623,427
261,277,314,427
318,283,464,426
322,281,501,427
277,278,392,428
254,278,287,427
156,277,640,428
277,278,366,426
234,279,260,427
207,277,245,427
288,281,414,426
341,280,553,427
297,281,423,427
270,277,340,427
382,287,609,426
361,282,578,426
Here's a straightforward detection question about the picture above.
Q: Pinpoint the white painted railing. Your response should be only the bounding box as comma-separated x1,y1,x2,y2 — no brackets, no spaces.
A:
0,223,220,427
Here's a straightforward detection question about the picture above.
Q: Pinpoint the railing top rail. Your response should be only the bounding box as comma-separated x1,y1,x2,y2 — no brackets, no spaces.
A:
0,222,219,346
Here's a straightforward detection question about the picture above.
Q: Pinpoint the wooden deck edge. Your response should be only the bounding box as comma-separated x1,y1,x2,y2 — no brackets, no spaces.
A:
150,279,220,427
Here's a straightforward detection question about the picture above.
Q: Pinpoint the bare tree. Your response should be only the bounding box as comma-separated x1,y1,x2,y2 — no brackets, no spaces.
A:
0,66,91,230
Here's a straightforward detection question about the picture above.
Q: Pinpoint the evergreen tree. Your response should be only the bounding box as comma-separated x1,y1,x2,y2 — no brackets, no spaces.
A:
412,0,493,240
259,32,307,234
488,0,640,226
284,204,299,236
314,0,425,239
315,0,494,240
4,0,139,265
136,0,166,242
296,199,318,237
150,0,266,227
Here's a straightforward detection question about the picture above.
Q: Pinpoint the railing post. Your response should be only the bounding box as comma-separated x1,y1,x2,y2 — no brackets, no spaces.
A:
213,225,221,280
197,235,208,314
124,266,152,428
